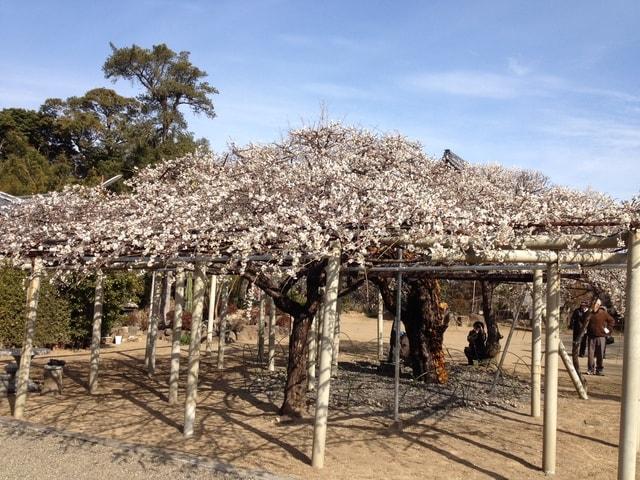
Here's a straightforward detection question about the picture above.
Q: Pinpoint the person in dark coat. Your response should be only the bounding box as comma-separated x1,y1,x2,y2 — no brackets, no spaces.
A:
586,298,615,375
464,321,488,365
571,300,590,357
570,300,591,377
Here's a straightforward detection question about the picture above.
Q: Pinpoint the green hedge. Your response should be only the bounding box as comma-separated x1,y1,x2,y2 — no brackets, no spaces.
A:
0,267,144,348
0,267,71,347
59,272,145,347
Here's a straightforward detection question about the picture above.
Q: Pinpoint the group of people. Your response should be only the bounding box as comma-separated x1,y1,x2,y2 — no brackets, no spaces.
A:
463,297,616,376
571,298,616,376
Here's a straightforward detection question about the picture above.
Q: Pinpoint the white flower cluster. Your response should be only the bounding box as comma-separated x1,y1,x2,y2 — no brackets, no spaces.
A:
0,122,637,280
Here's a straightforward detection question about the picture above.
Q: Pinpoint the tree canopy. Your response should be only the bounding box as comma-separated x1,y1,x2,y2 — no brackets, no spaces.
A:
0,43,217,196
103,43,218,143
1,122,637,272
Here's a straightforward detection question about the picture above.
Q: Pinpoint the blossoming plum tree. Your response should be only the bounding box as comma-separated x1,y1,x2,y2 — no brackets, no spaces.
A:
1,121,638,415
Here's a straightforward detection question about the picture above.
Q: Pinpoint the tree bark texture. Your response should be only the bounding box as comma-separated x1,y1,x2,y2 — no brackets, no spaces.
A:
480,281,502,358
244,260,363,416
375,276,449,383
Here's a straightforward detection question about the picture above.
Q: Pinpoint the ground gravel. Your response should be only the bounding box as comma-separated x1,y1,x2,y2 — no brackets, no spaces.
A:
0,418,288,480
247,360,530,418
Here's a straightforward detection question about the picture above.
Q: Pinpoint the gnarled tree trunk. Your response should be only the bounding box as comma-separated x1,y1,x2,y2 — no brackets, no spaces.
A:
244,260,325,417
280,311,315,417
480,281,502,358
375,276,449,383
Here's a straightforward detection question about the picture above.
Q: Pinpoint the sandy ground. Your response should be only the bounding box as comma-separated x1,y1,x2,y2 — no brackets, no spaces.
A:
0,312,629,479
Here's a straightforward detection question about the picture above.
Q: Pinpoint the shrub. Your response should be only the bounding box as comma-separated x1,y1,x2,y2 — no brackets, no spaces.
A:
60,272,145,347
0,267,71,348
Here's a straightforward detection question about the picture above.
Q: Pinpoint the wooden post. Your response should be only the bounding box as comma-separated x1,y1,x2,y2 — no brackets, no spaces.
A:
216,279,230,370
618,229,640,480
144,271,157,370
14,257,43,419
169,268,185,405
183,263,206,438
268,297,276,371
186,272,193,312
531,269,543,417
88,271,104,394
258,293,265,363
377,291,384,362
331,299,341,377
147,272,163,376
312,248,340,469
543,262,560,475
558,340,588,399
161,271,173,326
206,275,217,354
307,313,317,391
394,249,403,424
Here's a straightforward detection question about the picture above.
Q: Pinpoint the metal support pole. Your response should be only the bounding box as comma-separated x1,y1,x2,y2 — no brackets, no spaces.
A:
206,275,217,354
258,293,266,363
543,262,560,475
394,248,403,424
169,268,185,404
307,313,317,391
14,257,43,419
217,279,230,370
312,248,340,469
531,269,543,417
618,229,640,480
183,262,206,438
88,271,104,394
377,291,384,362
471,280,476,314
268,297,276,371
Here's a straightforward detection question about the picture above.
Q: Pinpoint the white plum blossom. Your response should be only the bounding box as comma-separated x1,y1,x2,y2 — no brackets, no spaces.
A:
0,122,638,280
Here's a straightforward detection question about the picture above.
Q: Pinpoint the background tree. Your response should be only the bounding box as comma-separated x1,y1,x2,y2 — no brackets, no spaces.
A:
41,89,142,181
0,42,216,195
103,43,218,144
0,108,70,194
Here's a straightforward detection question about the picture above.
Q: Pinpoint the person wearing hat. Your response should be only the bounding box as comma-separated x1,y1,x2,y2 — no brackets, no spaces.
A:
570,300,591,377
586,298,615,375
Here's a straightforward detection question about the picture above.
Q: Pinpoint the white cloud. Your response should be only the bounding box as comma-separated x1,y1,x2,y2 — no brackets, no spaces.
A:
402,67,638,103
302,82,371,100
403,71,524,99
507,57,532,76
539,115,640,150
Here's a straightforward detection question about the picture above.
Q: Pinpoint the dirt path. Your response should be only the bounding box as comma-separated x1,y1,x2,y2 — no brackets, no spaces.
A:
0,312,627,479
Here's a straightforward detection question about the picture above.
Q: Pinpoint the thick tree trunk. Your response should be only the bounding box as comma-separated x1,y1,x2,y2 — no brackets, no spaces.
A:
376,276,449,383
244,260,361,417
481,281,502,358
280,312,314,417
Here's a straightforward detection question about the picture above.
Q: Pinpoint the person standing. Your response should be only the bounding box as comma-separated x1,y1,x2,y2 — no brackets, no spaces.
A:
570,300,591,376
586,298,615,375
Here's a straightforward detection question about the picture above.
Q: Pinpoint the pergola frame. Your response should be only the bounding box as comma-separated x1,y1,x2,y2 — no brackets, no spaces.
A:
7,230,639,479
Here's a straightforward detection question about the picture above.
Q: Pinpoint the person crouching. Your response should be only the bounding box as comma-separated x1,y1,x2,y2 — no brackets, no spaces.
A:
465,321,489,365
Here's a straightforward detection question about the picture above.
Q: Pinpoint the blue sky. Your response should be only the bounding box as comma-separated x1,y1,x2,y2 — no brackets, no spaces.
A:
1,0,638,199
